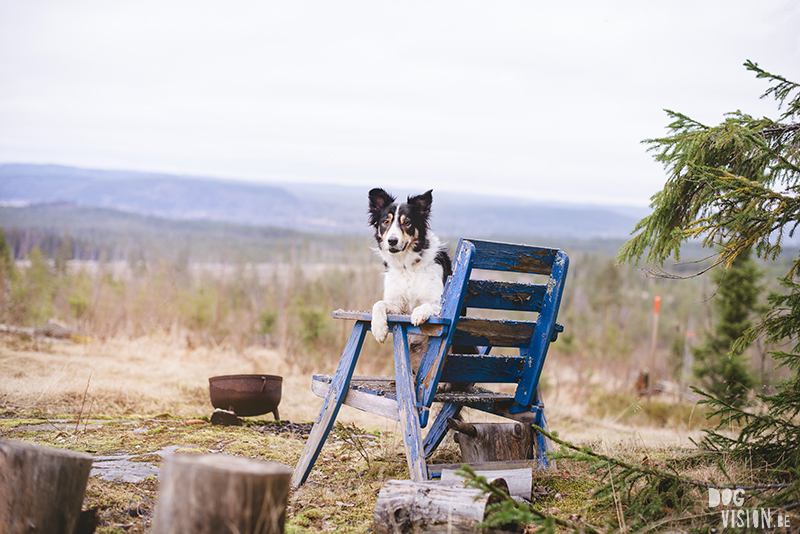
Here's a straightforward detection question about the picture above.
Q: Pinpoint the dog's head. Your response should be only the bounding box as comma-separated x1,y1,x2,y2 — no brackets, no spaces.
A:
368,188,433,255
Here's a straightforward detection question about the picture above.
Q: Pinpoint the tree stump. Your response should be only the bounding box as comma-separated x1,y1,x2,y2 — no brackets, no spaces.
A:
447,419,533,463
374,479,510,534
151,453,292,534
0,438,93,534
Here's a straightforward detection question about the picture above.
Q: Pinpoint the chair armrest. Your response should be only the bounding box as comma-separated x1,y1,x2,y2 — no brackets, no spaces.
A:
332,309,450,325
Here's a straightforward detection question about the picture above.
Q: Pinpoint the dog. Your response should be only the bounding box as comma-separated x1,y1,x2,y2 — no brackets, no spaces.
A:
368,188,451,345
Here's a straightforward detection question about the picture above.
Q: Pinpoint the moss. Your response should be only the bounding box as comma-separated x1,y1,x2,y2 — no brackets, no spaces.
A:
292,507,324,527
530,468,609,526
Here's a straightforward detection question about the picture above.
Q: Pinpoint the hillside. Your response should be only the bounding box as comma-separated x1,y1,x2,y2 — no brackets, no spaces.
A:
0,203,319,263
0,163,645,239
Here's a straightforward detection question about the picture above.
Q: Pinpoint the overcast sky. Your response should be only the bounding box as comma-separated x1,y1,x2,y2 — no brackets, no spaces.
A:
1,1,798,207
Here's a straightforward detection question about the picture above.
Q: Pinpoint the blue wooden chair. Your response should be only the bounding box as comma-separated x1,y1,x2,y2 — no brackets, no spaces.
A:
291,238,569,487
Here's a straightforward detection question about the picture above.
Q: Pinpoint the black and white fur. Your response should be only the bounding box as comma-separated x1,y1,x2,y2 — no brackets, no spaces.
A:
368,188,451,344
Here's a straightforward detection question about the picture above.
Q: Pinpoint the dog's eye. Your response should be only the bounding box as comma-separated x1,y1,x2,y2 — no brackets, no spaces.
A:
381,219,390,227
402,220,412,228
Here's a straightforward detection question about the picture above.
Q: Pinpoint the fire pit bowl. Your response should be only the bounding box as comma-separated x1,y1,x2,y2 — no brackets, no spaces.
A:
209,374,282,419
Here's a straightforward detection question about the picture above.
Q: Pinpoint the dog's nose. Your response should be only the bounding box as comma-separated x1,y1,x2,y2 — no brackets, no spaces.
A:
388,237,398,246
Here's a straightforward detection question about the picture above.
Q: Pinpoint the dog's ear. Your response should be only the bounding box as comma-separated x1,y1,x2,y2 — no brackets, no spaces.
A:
407,190,433,218
368,188,395,225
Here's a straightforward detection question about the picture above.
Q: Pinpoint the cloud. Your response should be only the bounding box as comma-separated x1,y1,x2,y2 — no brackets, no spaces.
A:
1,0,798,206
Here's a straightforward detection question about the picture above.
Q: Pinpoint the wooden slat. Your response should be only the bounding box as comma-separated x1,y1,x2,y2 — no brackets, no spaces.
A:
466,239,558,275
332,309,449,337
312,376,519,404
311,378,400,421
453,317,536,347
440,354,524,383
332,309,450,325
463,279,546,313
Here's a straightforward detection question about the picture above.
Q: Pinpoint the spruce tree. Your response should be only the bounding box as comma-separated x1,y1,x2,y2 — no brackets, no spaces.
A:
692,249,760,406
618,61,800,470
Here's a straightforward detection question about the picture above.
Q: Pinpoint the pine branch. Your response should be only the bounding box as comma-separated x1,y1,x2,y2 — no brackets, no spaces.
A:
533,424,782,491
746,60,800,120
456,465,603,534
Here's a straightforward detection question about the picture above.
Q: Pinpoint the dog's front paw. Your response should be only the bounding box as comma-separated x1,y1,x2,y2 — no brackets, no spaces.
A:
372,319,389,343
410,305,433,326
372,301,389,343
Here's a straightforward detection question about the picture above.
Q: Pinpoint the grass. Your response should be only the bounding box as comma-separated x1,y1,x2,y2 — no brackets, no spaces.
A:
586,390,712,430
0,247,796,532
0,408,419,533
4,332,792,534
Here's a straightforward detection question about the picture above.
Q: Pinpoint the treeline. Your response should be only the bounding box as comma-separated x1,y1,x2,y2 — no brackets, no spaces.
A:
3,226,109,261
0,203,348,264
0,226,391,373
0,222,791,396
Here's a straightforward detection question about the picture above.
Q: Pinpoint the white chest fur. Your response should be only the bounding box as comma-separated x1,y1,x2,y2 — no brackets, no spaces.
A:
382,261,445,314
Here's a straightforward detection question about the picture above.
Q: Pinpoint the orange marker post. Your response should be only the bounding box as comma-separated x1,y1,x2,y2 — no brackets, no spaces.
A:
649,296,661,401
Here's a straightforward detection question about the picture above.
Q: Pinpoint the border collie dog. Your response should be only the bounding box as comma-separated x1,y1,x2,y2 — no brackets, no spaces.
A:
368,188,451,344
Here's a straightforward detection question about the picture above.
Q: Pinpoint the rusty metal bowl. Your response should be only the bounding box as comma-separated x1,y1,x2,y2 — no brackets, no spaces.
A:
208,374,282,419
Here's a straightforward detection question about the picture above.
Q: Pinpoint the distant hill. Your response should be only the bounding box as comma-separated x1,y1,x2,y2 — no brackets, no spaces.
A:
0,202,312,263
0,163,646,239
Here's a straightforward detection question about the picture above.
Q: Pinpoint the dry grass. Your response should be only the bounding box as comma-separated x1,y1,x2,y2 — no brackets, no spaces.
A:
0,332,402,433
2,332,795,533
0,332,711,444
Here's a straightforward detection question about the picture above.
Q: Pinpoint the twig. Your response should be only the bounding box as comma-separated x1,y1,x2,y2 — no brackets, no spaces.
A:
75,372,92,434
611,473,626,532
83,398,95,433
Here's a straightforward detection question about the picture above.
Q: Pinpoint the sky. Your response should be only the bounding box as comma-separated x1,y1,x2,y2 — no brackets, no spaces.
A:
0,1,798,208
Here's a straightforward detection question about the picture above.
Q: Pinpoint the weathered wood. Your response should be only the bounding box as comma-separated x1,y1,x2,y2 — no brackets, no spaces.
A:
453,422,533,464
430,459,540,476
0,438,93,534
468,239,557,275
415,240,476,428
446,417,477,438
151,454,292,534
393,323,428,482
440,354,524,383
514,250,568,407
441,467,532,500
453,317,536,347
0,319,78,340
332,309,449,337
332,309,450,325
292,322,367,488
464,279,547,313
373,479,508,534
294,239,568,486
311,376,400,421
423,403,462,457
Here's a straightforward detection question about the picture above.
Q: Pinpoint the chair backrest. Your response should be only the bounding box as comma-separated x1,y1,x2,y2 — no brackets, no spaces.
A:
415,238,569,412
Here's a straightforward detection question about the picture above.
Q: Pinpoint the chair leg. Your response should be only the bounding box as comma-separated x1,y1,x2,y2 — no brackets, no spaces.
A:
393,323,428,482
532,385,552,469
291,321,368,488
423,402,461,458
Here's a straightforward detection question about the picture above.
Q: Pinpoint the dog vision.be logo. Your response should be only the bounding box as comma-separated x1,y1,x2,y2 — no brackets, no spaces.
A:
708,488,791,530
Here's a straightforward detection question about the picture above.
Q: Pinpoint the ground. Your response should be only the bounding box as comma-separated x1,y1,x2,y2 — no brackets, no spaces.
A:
0,333,738,533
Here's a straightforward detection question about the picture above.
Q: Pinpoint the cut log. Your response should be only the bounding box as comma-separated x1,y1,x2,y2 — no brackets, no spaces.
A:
151,453,292,534
452,422,533,463
441,467,532,501
0,438,93,534
373,479,510,534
